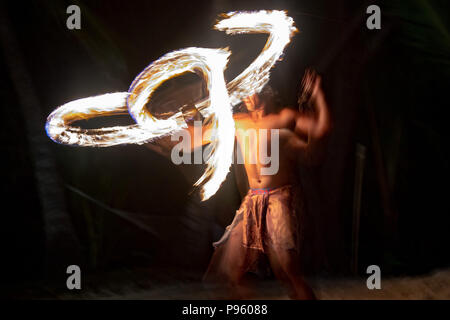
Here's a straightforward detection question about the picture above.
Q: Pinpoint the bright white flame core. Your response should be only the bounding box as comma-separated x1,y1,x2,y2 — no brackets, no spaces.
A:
45,10,297,200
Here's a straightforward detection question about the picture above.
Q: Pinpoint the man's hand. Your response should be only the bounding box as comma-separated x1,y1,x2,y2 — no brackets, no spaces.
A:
298,68,321,112
181,103,213,149
181,103,204,126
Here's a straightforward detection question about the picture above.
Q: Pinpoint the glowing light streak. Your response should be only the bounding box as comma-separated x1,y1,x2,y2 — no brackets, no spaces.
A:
45,10,297,200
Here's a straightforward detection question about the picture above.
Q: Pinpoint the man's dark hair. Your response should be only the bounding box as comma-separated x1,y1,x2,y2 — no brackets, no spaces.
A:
258,85,282,113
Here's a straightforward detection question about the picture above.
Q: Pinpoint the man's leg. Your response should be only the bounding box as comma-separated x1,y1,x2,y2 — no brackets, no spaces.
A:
266,246,316,300
203,221,254,298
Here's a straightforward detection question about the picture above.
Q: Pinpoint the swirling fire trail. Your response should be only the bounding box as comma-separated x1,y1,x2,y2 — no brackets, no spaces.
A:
45,10,297,200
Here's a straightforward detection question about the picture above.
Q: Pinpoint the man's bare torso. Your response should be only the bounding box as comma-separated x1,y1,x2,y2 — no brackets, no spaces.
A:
234,108,301,189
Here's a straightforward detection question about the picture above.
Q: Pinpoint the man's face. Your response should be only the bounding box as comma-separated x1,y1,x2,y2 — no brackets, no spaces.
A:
243,93,262,112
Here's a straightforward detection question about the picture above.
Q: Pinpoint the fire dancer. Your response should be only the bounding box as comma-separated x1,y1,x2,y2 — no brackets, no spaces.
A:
203,69,331,299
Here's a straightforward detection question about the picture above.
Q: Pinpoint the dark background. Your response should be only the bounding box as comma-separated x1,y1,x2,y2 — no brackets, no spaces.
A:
0,0,449,296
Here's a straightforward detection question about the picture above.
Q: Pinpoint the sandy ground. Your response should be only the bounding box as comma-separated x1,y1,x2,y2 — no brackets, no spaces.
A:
30,267,449,300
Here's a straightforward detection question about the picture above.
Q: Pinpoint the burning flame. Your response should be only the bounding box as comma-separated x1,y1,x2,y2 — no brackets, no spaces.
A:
45,10,297,200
